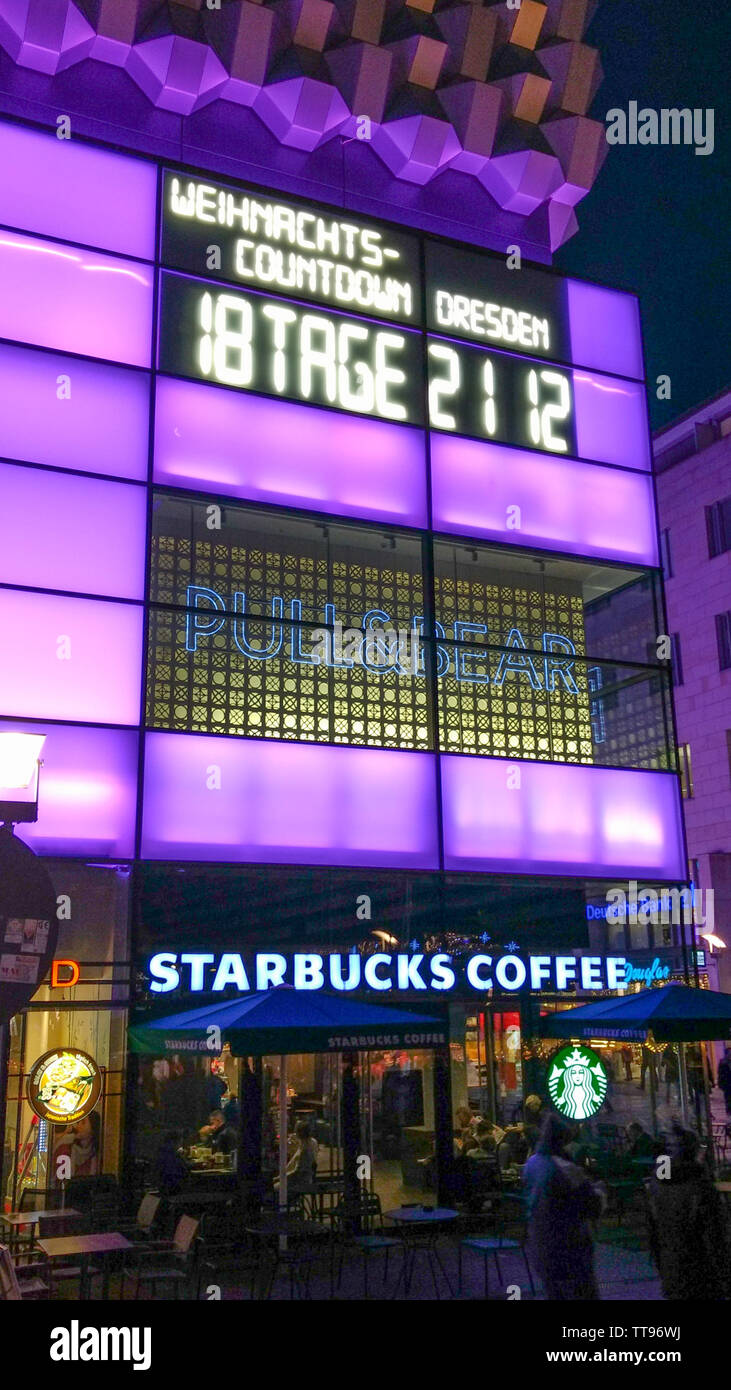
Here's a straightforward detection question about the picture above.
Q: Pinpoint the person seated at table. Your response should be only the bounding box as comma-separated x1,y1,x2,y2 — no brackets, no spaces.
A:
455,1105,474,1135
154,1131,190,1195
222,1095,240,1127
627,1121,656,1159
523,1095,544,1153
564,1123,596,1170
275,1121,319,1193
199,1109,237,1156
499,1124,530,1168
454,1107,477,1155
469,1121,498,1157
646,1124,730,1300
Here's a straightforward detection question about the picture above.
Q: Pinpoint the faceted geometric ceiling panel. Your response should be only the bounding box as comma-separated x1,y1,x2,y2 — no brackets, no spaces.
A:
0,0,608,253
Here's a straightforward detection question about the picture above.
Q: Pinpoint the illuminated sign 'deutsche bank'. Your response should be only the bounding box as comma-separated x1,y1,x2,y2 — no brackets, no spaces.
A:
147,950,633,996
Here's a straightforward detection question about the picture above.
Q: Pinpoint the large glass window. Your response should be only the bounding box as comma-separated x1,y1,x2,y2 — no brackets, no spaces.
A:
145,494,673,770
433,540,672,769
147,496,428,748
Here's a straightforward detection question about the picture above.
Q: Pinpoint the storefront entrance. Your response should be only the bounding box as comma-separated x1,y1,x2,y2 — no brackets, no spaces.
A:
131,1043,447,1212
464,1007,524,1127
3,1004,127,1212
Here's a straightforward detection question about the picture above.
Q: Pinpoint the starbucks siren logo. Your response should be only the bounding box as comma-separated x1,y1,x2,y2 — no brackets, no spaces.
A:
548,1044,609,1121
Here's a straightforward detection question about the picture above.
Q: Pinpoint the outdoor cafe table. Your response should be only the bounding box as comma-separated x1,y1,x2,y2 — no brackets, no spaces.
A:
385,1207,459,1297
296,1176,346,1221
245,1214,329,1297
167,1189,236,1211
36,1231,132,1300
1,1207,84,1256
1,1207,82,1230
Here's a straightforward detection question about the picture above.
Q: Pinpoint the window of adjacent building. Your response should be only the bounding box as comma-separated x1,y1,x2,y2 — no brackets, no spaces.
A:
706,498,731,558
670,633,683,686
715,611,731,670
678,743,693,799
660,528,673,579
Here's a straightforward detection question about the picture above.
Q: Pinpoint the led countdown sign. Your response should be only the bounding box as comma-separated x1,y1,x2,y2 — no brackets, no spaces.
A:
159,273,420,422
158,275,576,451
427,339,574,454
157,170,638,459
161,172,421,324
425,238,570,362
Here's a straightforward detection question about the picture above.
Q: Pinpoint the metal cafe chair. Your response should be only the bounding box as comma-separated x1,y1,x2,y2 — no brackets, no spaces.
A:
122,1214,200,1299
331,1194,403,1300
195,1208,261,1300
247,1213,331,1300
0,1243,50,1301
458,1195,535,1298
389,1210,456,1300
19,1186,63,1213
115,1191,162,1242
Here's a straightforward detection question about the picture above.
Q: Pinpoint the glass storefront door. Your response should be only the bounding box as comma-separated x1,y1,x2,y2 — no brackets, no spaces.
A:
463,1006,524,1128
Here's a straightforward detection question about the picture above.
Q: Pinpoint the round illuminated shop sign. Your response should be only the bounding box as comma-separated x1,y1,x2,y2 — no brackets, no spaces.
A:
27,1048,102,1125
547,1043,609,1122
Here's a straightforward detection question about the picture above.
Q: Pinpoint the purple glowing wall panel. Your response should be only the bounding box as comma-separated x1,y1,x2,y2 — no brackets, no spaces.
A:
0,120,156,261
0,344,150,480
141,733,439,867
430,436,659,566
0,464,147,599
0,591,143,725
573,369,651,472
567,280,644,381
0,719,138,857
0,231,153,366
441,757,685,880
154,376,428,527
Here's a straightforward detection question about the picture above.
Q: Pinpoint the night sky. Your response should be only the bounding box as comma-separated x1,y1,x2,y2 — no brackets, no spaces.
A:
555,0,730,431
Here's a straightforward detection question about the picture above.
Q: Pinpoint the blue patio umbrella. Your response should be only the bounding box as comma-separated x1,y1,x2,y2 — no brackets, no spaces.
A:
535,981,731,1134
129,985,448,1056
534,983,731,1044
130,986,449,1208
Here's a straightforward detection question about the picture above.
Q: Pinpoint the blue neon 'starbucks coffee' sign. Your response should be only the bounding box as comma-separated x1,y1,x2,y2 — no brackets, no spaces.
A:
145,949,633,997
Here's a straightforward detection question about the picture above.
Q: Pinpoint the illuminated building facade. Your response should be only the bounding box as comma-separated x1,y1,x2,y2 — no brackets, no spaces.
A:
0,0,686,1205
